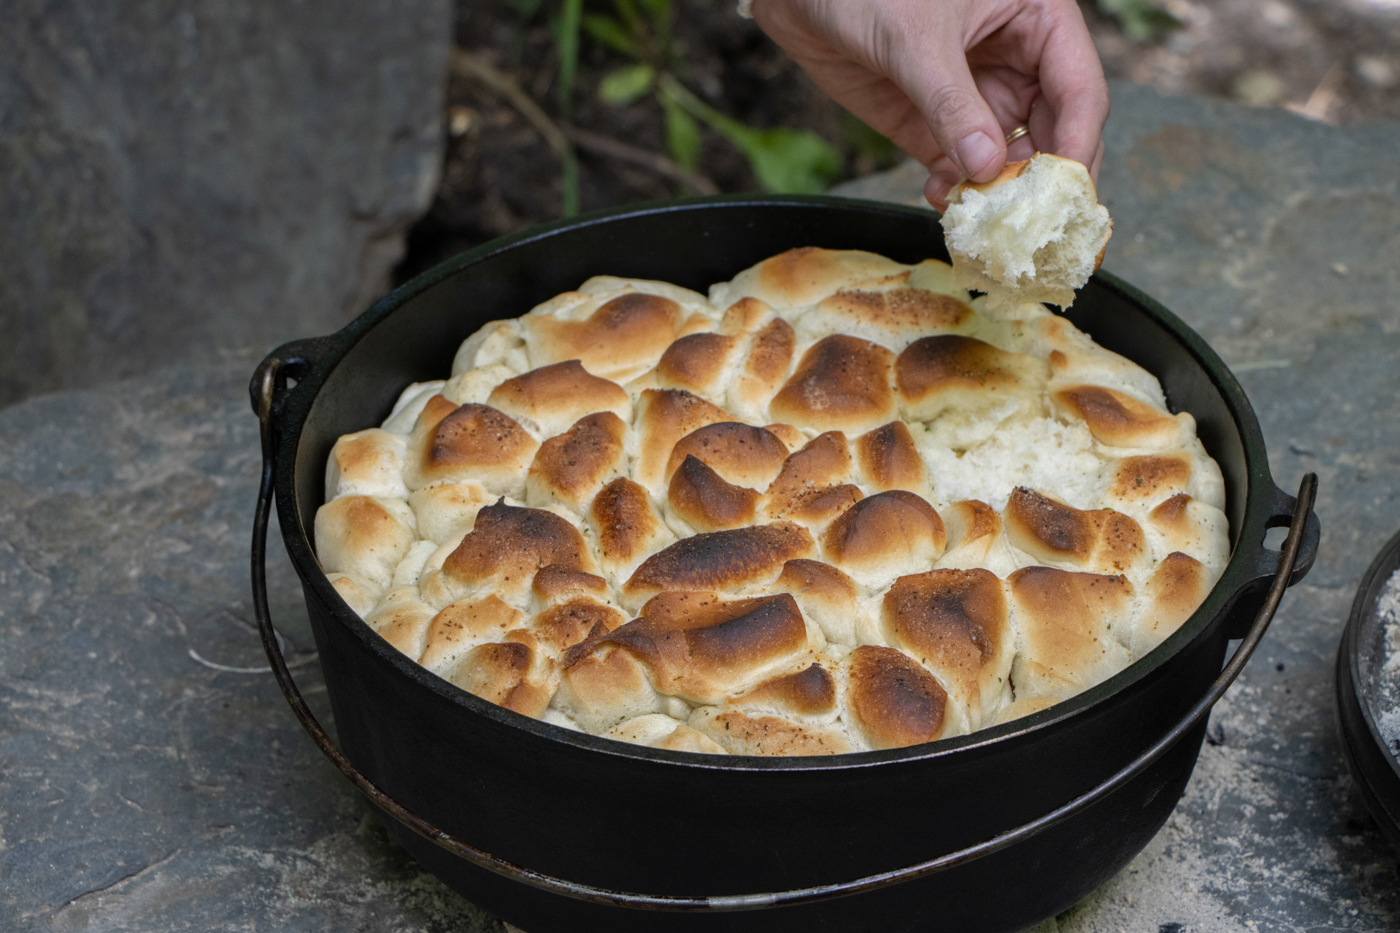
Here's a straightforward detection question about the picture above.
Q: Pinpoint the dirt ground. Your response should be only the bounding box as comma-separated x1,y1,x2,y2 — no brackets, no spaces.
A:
397,0,1400,281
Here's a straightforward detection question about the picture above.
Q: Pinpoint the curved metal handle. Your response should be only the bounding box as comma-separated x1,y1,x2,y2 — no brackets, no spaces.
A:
252,357,1318,912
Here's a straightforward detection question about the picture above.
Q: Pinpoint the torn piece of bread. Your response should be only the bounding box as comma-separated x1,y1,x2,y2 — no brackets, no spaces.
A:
941,154,1112,312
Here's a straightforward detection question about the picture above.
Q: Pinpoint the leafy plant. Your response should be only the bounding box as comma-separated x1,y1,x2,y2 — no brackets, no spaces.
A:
496,0,852,211
1098,0,1181,42
552,0,584,215
585,0,842,194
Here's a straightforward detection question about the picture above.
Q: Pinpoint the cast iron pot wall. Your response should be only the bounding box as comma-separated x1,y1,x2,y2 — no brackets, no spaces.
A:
265,197,1308,933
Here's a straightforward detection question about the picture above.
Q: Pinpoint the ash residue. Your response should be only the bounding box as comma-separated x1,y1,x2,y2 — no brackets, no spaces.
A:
1377,567,1400,756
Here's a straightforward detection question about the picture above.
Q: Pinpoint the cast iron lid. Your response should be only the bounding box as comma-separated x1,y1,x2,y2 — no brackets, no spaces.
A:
1337,527,1400,850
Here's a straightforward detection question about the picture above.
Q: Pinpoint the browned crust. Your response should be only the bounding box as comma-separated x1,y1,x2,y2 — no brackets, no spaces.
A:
1107,453,1192,503
531,564,609,603
895,335,1027,405
666,422,790,488
592,593,810,702
655,332,740,392
768,335,896,433
486,360,629,425
315,495,414,577
449,641,552,717
821,490,946,569
1006,565,1133,681
881,569,1007,691
1146,551,1208,618
775,557,858,601
742,317,797,387
667,455,762,532
747,247,905,309
1004,487,1145,573
1149,493,1192,532
532,597,624,653
418,399,539,485
623,523,816,598
736,663,838,716
425,595,524,652
526,411,626,506
634,388,733,489
1093,218,1113,272
526,292,683,377
855,421,928,492
589,478,667,569
764,431,853,514
956,158,1031,197
942,499,1003,551
443,500,596,585
814,288,970,335
1052,385,1177,448
846,645,948,749
551,644,655,722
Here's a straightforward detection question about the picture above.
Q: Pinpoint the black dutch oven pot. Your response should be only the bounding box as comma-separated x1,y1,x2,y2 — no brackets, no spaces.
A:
250,196,1320,933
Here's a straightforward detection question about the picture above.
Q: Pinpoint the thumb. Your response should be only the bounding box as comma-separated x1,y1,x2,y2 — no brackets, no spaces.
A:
905,55,1006,183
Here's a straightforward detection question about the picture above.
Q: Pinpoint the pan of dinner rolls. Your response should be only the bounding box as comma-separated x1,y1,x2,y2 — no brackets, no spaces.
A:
251,196,1318,933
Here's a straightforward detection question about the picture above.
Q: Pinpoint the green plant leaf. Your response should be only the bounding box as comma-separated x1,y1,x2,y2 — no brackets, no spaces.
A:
599,64,655,105
553,0,584,121
735,127,842,194
582,13,639,57
635,0,670,21
661,92,702,171
660,75,840,193
1097,0,1181,41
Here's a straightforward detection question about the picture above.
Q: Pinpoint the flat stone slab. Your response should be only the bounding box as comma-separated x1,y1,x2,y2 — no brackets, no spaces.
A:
3,81,1398,931
0,0,452,408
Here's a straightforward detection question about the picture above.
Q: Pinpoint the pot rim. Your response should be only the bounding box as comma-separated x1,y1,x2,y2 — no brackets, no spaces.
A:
266,193,1291,773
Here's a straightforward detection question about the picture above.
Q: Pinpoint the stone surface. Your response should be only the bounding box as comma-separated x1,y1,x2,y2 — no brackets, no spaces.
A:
2,81,1398,931
0,0,452,408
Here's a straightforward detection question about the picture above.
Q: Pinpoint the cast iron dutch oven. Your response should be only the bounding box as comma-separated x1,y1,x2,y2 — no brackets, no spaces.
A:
250,196,1320,933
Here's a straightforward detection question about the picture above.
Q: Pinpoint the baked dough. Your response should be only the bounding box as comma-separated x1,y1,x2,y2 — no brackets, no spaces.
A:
318,248,1228,755
942,153,1113,312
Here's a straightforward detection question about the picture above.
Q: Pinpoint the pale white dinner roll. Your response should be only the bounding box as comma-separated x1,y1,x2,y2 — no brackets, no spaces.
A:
942,154,1112,311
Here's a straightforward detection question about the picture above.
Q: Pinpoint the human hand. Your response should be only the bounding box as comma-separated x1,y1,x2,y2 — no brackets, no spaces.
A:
749,0,1109,211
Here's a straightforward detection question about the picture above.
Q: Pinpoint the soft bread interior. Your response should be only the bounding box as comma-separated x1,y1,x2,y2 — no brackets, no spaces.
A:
942,154,1112,312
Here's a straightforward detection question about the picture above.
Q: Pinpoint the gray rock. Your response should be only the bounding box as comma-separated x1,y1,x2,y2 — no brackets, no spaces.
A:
0,353,502,932
0,0,453,408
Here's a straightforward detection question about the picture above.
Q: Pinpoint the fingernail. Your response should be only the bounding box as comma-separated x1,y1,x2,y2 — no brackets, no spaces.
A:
956,131,1000,179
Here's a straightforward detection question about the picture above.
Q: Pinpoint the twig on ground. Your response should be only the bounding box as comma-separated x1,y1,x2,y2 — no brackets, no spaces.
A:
451,47,721,196
452,49,567,157
565,125,720,194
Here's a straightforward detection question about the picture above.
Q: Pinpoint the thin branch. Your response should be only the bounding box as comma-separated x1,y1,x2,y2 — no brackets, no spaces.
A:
566,125,720,194
451,47,722,195
452,49,567,157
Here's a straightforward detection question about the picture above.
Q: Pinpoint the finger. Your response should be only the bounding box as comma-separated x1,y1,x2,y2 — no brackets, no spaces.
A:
895,41,1008,183
1034,4,1110,168
923,155,961,210
1006,130,1036,161
1090,138,1104,184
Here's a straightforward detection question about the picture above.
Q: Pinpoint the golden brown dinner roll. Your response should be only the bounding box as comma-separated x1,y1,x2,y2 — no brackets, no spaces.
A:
769,335,897,435
881,568,1014,730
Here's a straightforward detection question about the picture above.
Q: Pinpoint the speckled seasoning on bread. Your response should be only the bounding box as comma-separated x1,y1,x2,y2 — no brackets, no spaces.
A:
316,247,1228,756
